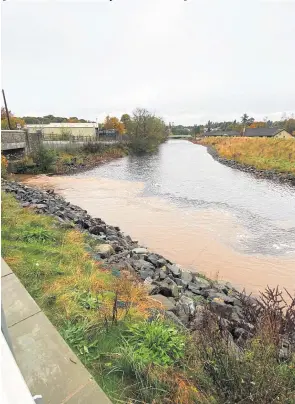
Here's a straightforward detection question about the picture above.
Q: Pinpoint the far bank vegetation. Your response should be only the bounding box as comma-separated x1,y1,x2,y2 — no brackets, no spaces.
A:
198,137,295,174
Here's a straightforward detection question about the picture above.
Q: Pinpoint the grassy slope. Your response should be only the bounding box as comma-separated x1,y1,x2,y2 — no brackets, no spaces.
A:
1,192,161,402
197,137,295,174
2,192,295,404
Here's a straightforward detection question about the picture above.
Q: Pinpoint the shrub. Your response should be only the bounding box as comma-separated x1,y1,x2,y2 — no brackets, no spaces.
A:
193,316,295,404
61,320,101,364
33,146,57,172
123,318,186,366
19,228,56,244
1,155,8,178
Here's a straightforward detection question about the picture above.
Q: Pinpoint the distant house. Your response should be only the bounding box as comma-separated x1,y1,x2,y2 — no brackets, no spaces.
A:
244,128,293,138
26,123,98,137
203,130,240,137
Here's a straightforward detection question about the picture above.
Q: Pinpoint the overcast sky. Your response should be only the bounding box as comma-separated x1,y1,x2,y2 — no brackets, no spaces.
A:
2,0,295,125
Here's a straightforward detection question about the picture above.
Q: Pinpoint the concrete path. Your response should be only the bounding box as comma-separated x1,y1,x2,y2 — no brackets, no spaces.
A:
1,259,111,404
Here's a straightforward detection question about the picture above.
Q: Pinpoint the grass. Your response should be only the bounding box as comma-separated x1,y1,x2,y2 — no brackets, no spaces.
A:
2,191,295,403
196,137,295,174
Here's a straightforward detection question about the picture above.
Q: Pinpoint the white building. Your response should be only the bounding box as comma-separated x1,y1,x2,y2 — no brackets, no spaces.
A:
26,123,98,137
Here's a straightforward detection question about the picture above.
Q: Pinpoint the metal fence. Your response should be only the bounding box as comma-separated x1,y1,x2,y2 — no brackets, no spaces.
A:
41,134,129,150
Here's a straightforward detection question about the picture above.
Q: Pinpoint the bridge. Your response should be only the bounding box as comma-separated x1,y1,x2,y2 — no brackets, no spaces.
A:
1,130,42,157
168,134,192,139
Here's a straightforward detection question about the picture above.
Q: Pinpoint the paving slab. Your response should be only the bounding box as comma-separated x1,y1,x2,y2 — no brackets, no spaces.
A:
9,311,111,404
1,258,13,277
1,273,41,327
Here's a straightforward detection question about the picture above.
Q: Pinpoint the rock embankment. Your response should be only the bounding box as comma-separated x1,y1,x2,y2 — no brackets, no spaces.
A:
198,143,295,186
1,180,265,347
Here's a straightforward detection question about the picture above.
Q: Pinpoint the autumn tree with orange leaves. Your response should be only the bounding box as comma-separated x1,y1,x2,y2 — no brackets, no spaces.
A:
104,116,125,135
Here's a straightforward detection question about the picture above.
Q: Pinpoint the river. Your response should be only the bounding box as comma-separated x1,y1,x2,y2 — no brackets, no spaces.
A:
24,140,295,294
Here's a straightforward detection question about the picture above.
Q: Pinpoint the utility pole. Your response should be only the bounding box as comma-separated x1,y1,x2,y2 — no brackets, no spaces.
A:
2,89,12,130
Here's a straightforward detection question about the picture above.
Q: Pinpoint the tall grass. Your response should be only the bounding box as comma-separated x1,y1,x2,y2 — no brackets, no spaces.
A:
198,137,295,174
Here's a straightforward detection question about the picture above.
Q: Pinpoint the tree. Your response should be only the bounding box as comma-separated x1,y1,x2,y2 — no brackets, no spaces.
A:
68,117,79,123
104,116,125,135
127,108,167,153
284,119,295,134
193,125,201,137
1,109,25,129
241,113,254,126
207,120,212,132
248,121,266,128
120,114,131,131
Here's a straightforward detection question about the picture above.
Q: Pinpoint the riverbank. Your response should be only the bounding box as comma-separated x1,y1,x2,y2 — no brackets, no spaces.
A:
192,137,295,185
2,179,295,403
5,143,128,176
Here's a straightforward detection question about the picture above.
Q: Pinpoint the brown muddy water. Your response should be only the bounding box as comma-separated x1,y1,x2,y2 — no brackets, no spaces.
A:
22,140,295,295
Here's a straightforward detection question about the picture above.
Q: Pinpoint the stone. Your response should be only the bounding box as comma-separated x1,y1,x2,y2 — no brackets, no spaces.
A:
188,283,206,295
179,295,196,315
133,259,155,272
143,278,160,295
210,298,234,318
146,254,159,266
193,276,210,289
207,291,235,305
94,244,115,258
170,281,179,298
35,203,46,209
159,270,167,280
157,258,167,267
189,306,208,331
132,247,149,255
89,225,106,235
181,271,193,284
168,264,181,277
139,269,154,280
165,311,185,327
150,294,176,311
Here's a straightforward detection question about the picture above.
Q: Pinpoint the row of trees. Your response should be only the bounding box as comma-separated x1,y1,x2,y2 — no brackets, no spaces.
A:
1,108,92,129
171,113,295,137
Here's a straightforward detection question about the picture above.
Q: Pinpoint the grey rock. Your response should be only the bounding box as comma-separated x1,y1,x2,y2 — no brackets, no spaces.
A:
189,306,208,331
207,291,235,305
193,276,210,289
146,254,159,266
94,244,115,258
89,225,106,235
168,264,181,277
157,258,167,267
140,269,154,280
132,247,149,255
210,298,234,319
159,270,167,280
150,294,176,311
188,283,206,295
181,271,193,284
133,259,155,272
165,311,185,327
